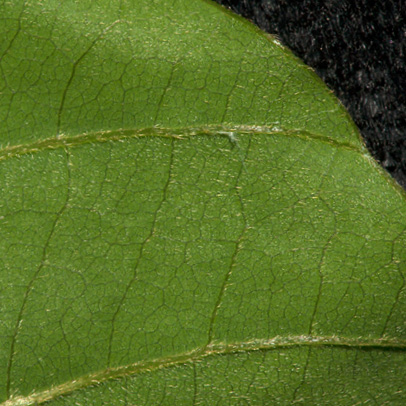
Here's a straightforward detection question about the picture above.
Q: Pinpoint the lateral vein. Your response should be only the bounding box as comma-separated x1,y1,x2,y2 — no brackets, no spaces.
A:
3,335,406,406
0,125,362,164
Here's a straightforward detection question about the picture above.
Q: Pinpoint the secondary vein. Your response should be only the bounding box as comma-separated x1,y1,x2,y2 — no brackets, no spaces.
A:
2,335,406,406
0,125,363,164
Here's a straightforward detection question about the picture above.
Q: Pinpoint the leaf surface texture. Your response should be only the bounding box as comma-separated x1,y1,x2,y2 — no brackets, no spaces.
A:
1,0,405,404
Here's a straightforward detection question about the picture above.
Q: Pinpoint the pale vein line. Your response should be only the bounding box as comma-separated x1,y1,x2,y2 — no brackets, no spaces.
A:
381,237,406,336
1,1,27,123
56,20,122,134
382,281,406,337
0,124,364,165
0,1,26,62
2,335,406,406
5,150,72,399
292,345,311,403
153,62,177,125
206,135,251,345
106,138,175,366
296,155,339,401
206,231,245,345
192,364,197,406
220,59,243,123
307,152,339,336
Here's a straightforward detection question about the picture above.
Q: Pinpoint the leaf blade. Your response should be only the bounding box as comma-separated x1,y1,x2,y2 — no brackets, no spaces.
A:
1,0,405,404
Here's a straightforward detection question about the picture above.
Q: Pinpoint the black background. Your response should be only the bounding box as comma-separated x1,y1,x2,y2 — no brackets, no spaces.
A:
213,0,406,189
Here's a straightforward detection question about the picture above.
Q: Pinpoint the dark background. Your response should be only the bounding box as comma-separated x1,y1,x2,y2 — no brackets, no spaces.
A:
213,0,406,189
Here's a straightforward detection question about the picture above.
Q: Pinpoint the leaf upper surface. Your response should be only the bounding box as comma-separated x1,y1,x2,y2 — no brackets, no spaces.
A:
1,0,405,405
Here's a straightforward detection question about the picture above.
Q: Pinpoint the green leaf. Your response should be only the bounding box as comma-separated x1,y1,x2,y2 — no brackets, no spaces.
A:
1,0,405,404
